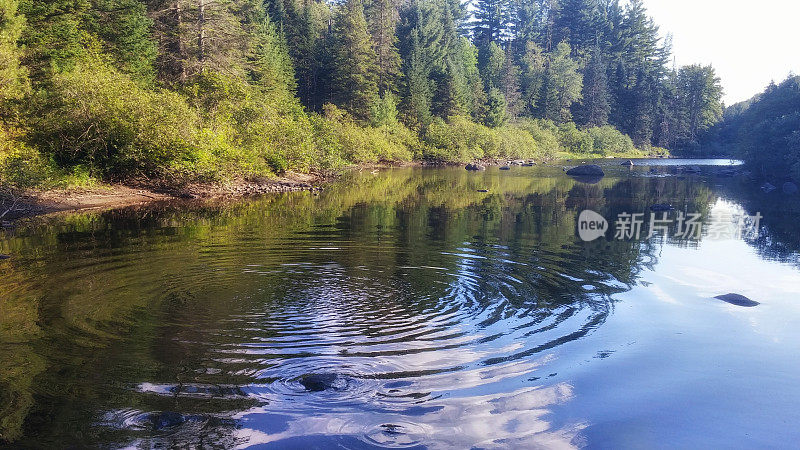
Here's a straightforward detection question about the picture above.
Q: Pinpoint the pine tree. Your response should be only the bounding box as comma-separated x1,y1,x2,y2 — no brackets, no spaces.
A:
553,0,600,56
331,0,379,122
248,11,297,97
366,0,402,95
577,46,609,126
485,86,508,127
501,46,523,118
519,39,545,115
473,0,513,46
539,41,582,122
480,41,505,90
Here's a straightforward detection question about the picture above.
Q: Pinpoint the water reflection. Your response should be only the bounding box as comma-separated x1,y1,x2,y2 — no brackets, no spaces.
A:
1,163,798,447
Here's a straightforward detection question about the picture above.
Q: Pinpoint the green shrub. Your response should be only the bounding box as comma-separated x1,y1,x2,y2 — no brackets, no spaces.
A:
513,119,560,159
30,57,212,180
496,125,538,159
322,104,415,164
423,116,499,162
558,122,593,154
587,125,635,155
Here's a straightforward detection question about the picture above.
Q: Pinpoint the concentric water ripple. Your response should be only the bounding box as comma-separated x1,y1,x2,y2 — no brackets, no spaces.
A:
2,168,671,448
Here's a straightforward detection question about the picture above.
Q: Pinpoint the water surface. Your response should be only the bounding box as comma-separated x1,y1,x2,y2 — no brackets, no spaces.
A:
2,160,799,448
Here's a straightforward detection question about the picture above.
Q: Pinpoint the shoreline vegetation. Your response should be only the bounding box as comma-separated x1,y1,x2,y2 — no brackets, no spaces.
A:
2,0,718,218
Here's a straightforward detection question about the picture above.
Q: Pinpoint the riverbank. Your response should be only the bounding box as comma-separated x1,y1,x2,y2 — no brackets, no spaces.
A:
1,155,677,224
0,171,330,224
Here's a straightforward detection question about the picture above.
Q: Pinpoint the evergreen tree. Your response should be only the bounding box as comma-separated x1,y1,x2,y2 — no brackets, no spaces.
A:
485,86,508,127
501,46,523,118
366,0,402,95
248,11,297,97
577,46,609,126
473,0,513,46
553,0,600,55
332,0,379,122
538,41,582,122
519,39,545,115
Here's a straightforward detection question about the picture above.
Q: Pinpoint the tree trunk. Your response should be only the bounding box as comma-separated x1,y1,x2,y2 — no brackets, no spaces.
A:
198,0,206,70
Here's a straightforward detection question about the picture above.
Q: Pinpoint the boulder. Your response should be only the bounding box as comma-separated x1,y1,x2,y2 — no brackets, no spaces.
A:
621,160,634,166
499,166,511,171
148,411,186,430
685,165,702,174
465,163,486,171
565,164,605,177
782,181,798,195
650,204,675,212
761,182,777,194
714,293,759,307
298,373,344,392
0,254,9,260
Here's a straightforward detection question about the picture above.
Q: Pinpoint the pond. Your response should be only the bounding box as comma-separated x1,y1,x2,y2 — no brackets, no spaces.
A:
2,160,800,448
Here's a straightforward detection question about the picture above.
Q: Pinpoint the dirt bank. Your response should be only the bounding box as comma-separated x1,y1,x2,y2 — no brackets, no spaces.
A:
0,171,327,224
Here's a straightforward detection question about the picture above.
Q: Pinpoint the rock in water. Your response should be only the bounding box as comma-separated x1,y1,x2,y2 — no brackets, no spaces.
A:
680,165,702,174
714,293,759,307
499,166,511,171
782,182,798,195
465,163,486,171
761,182,777,194
565,165,605,177
299,373,342,392
0,254,9,260
621,160,634,166
149,411,186,430
650,204,675,212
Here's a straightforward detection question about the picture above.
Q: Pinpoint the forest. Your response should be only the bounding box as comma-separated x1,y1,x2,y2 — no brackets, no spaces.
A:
705,75,800,179
0,0,727,187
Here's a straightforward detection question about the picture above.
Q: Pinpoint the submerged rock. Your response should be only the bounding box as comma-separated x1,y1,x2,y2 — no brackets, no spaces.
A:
650,204,675,212
681,165,701,174
0,254,9,260
465,163,486,171
717,168,738,177
298,373,343,392
714,293,759,307
499,166,511,170
565,164,605,177
782,182,798,195
761,182,777,194
477,189,489,193
148,411,186,430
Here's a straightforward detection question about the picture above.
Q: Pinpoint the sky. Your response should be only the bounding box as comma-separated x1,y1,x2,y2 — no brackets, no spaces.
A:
644,0,800,105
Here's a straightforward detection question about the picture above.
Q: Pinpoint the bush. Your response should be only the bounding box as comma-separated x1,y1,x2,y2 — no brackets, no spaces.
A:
587,126,635,155
321,104,416,164
30,57,214,180
513,119,560,159
558,122,593,154
496,125,538,160
423,116,498,162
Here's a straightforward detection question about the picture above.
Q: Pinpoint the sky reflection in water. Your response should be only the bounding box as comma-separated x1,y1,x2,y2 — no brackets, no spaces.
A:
1,161,799,448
